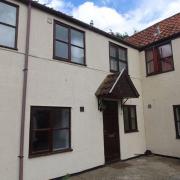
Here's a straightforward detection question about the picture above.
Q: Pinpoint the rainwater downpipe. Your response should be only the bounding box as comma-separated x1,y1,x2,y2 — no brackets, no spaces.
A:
19,0,32,180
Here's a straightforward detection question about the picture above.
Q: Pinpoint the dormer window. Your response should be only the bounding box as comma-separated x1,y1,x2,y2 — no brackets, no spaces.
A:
145,42,174,76
0,1,18,49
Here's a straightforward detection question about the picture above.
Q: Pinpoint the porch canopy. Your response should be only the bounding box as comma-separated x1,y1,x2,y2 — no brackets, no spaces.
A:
95,69,139,100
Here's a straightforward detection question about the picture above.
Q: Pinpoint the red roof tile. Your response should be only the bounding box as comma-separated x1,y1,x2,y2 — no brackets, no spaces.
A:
126,13,180,48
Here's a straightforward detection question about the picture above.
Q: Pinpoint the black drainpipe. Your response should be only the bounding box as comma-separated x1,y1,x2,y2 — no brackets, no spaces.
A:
19,0,32,180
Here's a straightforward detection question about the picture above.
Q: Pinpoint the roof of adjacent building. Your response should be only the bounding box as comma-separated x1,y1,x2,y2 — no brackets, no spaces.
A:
126,13,180,49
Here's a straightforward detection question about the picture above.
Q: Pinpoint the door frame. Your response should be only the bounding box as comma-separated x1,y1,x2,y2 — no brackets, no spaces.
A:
102,100,121,164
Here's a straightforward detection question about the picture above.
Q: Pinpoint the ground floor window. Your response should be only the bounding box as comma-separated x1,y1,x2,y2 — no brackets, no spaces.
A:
29,106,71,157
123,105,138,133
173,105,180,139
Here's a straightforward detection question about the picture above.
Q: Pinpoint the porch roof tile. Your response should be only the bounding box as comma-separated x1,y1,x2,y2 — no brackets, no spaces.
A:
95,69,139,100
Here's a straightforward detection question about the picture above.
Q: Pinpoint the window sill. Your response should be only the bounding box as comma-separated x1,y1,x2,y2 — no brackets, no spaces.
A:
29,148,73,159
53,56,87,67
0,45,18,51
124,130,139,134
110,70,119,73
110,69,129,74
146,69,175,77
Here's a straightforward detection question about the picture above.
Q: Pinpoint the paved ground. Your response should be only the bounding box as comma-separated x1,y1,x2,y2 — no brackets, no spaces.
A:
69,155,180,180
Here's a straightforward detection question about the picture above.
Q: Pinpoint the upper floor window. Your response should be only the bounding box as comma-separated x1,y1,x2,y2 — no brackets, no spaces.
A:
109,42,128,73
29,106,72,157
0,1,18,49
123,105,138,133
54,21,85,65
173,105,180,139
145,42,174,76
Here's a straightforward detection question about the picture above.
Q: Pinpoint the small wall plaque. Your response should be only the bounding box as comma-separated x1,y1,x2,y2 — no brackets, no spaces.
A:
148,104,152,109
80,107,84,112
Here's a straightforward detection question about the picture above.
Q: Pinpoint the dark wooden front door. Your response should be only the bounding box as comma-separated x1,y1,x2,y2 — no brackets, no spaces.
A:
103,101,120,163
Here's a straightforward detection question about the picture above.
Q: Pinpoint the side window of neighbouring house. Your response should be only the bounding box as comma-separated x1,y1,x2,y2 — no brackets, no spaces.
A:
54,21,85,65
173,105,180,139
0,1,18,49
145,42,174,76
29,106,71,156
109,43,128,73
123,105,138,133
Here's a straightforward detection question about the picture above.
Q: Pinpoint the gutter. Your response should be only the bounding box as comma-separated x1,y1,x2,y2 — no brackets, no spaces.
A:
16,0,139,50
19,0,32,180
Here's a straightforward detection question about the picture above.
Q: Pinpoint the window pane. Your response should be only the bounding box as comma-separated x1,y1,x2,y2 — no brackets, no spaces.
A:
161,57,173,72
146,49,153,62
175,107,180,138
123,107,130,131
175,108,180,121
177,122,180,137
159,44,172,58
32,131,49,153
147,61,155,74
53,129,69,150
110,58,118,71
31,109,50,129
130,107,137,131
53,108,70,129
0,24,15,48
55,24,68,42
118,48,126,61
0,2,17,26
110,46,116,57
71,29,84,47
124,106,137,132
131,118,137,130
55,41,68,59
130,107,136,118
119,61,127,72
71,46,84,64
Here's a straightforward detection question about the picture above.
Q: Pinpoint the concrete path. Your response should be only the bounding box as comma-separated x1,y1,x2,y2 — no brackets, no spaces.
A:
70,155,180,180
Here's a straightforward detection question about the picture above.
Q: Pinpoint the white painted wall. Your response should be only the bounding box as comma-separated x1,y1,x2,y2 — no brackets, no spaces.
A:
0,1,27,179
0,1,146,179
118,48,146,160
141,37,180,158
